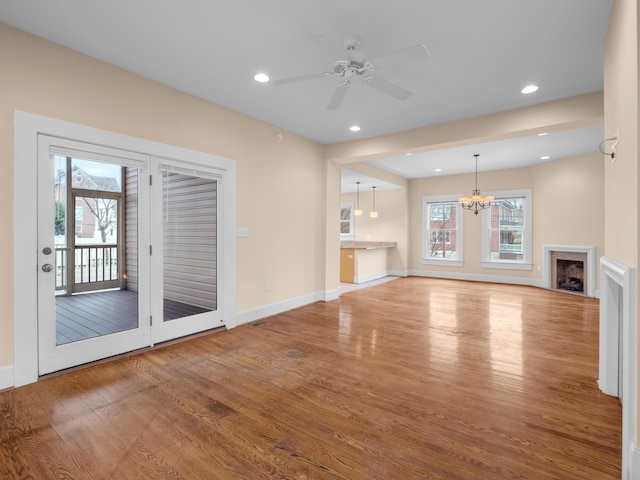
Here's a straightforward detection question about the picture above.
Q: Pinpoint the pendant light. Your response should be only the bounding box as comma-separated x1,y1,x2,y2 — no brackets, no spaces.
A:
370,186,378,218
458,154,494,215
354,181,362,216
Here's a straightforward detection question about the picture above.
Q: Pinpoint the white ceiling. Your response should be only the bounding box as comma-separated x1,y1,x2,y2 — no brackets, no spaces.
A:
369,125,606,179
0,0,613,186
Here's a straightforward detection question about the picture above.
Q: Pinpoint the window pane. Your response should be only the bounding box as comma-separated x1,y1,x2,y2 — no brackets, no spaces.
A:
75,197,118,244
340,204,353,236
427,201,457,259
489,198,525,261
163,171,217,321
71,158,122,193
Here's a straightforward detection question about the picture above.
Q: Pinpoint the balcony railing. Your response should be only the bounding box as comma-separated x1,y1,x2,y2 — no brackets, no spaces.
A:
499,243,523,253
56,244,119,292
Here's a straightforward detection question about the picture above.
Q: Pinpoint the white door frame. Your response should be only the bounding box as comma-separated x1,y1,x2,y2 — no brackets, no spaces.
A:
36,134,153,375
13,111,237,387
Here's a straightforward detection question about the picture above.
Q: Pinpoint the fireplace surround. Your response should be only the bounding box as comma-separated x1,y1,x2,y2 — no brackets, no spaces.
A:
542,245,596,297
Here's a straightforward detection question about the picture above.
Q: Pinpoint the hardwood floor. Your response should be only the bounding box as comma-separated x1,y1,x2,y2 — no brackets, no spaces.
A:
1,278,621,479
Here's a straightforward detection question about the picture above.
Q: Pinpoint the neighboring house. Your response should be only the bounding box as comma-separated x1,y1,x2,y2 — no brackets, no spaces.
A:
428,202,457,259
54,166,120,243
489,200,524,260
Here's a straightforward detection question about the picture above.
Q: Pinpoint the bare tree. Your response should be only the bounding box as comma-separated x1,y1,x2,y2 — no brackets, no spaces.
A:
429,203,455,258
83,198,117,243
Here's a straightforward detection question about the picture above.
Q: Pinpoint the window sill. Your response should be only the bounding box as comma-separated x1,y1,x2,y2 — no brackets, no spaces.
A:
482,261,532,271
421,258,463,267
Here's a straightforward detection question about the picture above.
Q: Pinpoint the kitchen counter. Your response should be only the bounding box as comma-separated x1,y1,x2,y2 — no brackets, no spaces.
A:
340,241,397,283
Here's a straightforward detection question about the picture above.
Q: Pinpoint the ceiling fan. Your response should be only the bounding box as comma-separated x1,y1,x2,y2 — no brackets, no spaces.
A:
273,33,430,110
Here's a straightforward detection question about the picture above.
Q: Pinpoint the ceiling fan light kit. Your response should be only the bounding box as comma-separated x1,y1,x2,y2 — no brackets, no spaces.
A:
273,33,429,111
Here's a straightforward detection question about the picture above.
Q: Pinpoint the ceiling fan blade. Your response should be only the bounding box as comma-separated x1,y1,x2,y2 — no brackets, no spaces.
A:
370,44,430,70
327,82,350,110
369,76,412,101
272,72,327,86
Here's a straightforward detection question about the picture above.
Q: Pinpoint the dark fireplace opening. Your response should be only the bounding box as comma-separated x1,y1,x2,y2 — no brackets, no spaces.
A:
557,259,584,292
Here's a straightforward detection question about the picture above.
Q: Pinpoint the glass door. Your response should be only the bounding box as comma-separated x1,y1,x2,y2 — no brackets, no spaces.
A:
151,164,223,344
37,135,151,375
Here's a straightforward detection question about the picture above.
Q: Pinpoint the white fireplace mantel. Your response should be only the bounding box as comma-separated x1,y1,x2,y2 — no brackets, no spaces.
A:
542,244,596,297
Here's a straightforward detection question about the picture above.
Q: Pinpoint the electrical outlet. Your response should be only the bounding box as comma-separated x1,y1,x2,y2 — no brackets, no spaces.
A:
264,281,271,292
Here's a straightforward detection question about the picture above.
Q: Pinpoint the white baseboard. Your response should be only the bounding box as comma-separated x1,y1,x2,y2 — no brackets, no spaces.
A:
354,270,408,284
323,288,340,302
629,442,640,479
409,269,538,287
354,271,387,284
387,269,409,277
236,291,327,326
0,365,14,390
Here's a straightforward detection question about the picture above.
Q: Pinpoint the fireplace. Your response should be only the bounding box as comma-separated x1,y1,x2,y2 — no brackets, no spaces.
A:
554,254,586,293
542,245,596,297
557,259,584,291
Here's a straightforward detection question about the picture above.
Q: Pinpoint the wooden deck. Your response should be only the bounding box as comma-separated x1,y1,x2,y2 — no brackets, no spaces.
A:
3,278,622,479
56,290,211,344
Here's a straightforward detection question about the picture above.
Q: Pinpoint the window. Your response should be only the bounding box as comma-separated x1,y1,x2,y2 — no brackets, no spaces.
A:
340,202,355,240
422,195,463,266
431,230,452,245
481,189,532,270
75,206,83,221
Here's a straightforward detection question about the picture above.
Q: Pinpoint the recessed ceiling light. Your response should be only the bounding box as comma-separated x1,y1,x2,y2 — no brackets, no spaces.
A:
537,132,548,136
521,85,539,94
540,155,550,160
349,125,361,132
254,73,270,83
435,168,442,172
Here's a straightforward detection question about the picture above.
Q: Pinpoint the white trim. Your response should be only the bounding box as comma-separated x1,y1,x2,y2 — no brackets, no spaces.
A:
481,261,533,270
421,258,463,267
354,270,389,284
481,188,532,269
48,137,149,168
0,365,14,390
352,270,408,285
388,269,409,277
236,291,327,326
14,114,39,387
340,201,355,241
409,269,539,287
630,442,640,480
323,288,341,302
597,256,636,479
542,244,596,298
13,110,237,385
421,194,464,265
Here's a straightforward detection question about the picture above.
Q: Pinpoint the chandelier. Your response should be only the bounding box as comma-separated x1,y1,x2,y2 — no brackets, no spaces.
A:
458,154,494,215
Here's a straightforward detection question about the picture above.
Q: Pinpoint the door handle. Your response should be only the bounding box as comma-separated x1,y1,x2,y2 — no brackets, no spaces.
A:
42,264,53,273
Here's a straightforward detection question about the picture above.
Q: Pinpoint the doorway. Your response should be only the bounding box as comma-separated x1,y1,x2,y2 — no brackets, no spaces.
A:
37,135,226,374
14,111,237,385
